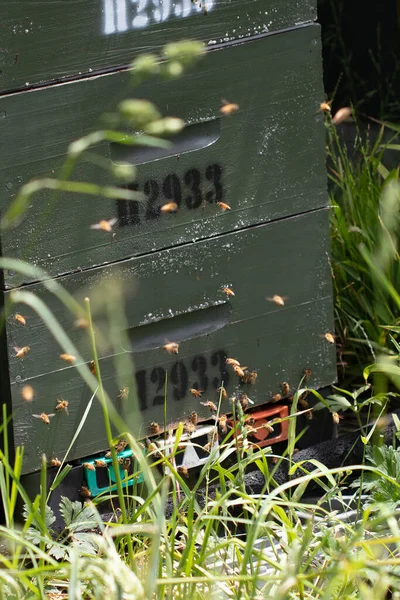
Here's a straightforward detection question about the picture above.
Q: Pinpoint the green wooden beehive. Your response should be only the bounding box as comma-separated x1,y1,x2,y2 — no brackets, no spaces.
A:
0,0,336,479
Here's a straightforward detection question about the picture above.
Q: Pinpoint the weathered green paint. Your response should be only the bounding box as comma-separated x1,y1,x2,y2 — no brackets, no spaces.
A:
7,209,335,474
0,0,317,92
0,26,326,288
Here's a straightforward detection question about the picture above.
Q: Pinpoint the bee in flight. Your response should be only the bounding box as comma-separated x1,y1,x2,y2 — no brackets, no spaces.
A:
190,388,202,398
266,295,288,307
33,412,55,425
161,202,179,213
21,385,34,402
55,398,69,415
90,218,117,232
217,202,231,211
14,346,30,359
118,387,129,400
60,353,76,364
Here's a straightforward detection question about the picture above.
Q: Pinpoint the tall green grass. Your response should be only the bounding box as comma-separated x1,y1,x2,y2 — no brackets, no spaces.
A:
328,117,400,372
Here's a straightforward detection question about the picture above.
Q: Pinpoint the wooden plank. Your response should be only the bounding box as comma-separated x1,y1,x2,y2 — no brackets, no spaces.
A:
6,209,336,474
0,0,317,92
0,26,327,288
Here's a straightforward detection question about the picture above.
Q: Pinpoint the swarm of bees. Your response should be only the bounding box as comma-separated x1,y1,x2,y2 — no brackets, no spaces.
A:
90,217,117,232
266,295,288,307
164,342,180,355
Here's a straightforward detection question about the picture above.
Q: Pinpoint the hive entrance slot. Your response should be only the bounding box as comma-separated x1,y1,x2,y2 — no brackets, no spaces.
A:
127,302,231,352
110,119,221,166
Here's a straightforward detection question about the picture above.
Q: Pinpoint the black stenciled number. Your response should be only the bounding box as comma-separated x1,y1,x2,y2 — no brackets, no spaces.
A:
135,369,148,411
117,182,140,227
144,180,160,220
205,164,223,203
184,168,203,209
151,366,167,406
211,349,229,388
191,355,208,393
170,361,188,401
163,173,182,207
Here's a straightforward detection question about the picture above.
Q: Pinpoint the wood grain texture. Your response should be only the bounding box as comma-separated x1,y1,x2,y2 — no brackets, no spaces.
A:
6,209,336,474
0,26,327,288
0,0,317,92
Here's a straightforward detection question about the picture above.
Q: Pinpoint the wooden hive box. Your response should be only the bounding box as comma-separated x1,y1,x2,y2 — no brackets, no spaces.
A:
0,0,336,487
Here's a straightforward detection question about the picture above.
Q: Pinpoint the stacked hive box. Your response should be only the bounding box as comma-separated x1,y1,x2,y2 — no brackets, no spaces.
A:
0,0,336,479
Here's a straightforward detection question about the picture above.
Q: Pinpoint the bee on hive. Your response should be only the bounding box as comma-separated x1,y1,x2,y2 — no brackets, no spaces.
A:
220,99,239,116
164,342,180,355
